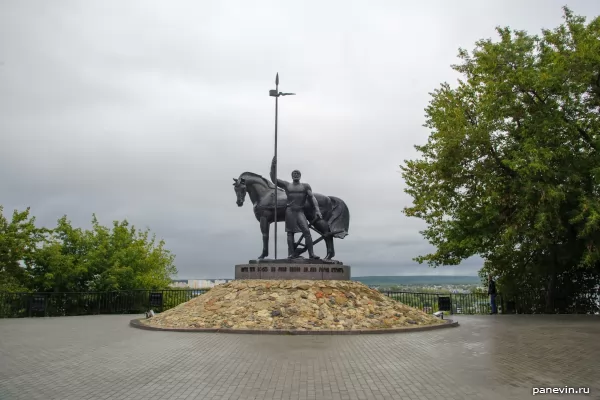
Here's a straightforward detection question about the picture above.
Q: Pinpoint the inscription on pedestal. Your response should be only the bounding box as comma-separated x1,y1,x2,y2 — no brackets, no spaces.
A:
235,263,350,280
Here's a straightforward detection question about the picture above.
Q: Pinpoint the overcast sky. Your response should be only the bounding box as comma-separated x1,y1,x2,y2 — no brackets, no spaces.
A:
1,1,598,279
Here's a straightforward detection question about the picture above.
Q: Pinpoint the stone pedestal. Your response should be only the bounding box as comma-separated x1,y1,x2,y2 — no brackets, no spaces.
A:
235,259,350,280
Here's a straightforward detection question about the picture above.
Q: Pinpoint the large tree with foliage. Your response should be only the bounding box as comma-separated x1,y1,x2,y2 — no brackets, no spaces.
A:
0,206,45,292
401,8,600,312
29,215,177,292
0,206,177,292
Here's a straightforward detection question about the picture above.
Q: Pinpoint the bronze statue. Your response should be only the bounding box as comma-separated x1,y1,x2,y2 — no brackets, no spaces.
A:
233,165,349,260
270,156,320,259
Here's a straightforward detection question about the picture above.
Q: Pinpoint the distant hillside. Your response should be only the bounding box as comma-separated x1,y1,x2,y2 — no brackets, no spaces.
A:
353,276,481,286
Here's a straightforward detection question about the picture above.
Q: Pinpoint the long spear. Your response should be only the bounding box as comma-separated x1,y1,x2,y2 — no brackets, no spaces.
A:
269,73,295,259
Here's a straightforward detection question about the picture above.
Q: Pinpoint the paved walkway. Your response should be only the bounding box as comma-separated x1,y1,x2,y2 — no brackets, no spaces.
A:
0,315,598,400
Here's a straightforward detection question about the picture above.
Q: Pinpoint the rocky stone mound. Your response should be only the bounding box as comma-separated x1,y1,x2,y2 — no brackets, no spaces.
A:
142,280,443,331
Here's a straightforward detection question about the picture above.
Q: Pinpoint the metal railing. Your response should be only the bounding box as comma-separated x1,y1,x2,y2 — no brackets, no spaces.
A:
1,288,598,318
383,291,600,315
496,290,600,314
383,291,495,315
0,289,208,318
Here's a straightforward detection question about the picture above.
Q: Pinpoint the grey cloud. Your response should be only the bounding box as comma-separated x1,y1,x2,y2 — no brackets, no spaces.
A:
1,0,597,280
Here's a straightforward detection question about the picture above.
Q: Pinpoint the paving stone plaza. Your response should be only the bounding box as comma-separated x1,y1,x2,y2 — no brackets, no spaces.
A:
0,314,598,400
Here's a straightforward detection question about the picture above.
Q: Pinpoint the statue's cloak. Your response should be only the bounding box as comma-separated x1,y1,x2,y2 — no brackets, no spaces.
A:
301,193,350,239
324,196,349,239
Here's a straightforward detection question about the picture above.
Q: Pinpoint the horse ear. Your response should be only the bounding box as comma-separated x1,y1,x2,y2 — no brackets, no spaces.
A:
233,178,237,182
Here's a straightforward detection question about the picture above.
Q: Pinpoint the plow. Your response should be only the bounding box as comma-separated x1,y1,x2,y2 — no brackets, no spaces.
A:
291,217,344,258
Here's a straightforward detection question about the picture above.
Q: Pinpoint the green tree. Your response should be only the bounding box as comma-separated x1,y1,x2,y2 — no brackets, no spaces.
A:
0,206,46,292
401,8,600,312
29,215,177,292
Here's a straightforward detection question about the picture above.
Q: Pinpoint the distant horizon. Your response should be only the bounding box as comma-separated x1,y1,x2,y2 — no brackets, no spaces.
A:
172,274,480,280
355,274,478,277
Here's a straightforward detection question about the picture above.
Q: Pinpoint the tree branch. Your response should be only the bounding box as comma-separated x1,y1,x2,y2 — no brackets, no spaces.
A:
562,115,597,151
489,145,518,178
464,108,518,178
526,88,596,151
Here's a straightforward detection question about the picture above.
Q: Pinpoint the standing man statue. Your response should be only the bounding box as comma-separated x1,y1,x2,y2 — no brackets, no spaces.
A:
270,156,321,259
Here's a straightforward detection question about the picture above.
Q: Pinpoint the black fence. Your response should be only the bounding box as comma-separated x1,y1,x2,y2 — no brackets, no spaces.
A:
496,290,600,314
383,291,600,315
1,289,598,318
384,291,495,315
0,289,208,318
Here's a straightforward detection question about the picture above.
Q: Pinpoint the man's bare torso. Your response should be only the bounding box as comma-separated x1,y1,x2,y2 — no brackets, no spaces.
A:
283,182,309,210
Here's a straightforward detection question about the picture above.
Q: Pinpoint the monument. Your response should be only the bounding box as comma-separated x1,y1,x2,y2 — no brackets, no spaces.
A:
233,73,351,280
131,74,454,334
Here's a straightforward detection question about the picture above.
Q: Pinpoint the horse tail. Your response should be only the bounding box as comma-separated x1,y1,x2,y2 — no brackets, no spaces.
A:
328,196,350,239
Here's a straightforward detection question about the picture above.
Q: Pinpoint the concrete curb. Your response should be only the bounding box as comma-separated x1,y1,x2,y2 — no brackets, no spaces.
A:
130,318,459,335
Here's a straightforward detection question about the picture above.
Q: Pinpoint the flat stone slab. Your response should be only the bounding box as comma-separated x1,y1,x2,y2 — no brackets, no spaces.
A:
235,263,350,280
130,317,458,334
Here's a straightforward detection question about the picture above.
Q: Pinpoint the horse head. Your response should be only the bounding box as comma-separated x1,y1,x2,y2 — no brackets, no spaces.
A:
232,177,247,207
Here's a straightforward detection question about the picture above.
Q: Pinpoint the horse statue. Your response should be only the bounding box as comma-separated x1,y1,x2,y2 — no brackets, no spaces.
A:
233,172,350,260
